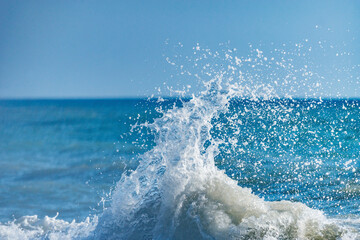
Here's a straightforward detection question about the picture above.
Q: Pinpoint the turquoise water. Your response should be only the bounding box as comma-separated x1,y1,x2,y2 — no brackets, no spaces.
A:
0,98,359,239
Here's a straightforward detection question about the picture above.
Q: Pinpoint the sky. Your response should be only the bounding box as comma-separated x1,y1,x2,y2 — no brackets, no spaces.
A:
0,0,359,98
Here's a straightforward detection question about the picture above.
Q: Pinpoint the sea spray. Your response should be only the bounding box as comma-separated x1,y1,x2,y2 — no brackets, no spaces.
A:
95,52,357,238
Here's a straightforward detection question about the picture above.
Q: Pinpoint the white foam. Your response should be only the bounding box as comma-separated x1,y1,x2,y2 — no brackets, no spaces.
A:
0,214,97,240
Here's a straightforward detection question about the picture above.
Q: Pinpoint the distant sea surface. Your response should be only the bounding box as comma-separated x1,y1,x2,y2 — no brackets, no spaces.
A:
0,99,164,222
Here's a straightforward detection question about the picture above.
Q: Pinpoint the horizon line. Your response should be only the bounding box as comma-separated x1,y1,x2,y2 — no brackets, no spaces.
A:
1,96,360,101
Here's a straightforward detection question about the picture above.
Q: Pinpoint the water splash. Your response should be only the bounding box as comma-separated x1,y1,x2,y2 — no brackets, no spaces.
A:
94,43,358,238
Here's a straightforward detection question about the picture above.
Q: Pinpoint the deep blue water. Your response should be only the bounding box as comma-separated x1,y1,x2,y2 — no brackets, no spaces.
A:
0,98,359,238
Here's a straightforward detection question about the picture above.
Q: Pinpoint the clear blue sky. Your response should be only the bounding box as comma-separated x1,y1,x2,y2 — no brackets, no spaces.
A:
0,0,359,98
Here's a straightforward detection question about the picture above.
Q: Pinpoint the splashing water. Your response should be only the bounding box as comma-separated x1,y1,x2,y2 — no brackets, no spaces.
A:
1,43,360,239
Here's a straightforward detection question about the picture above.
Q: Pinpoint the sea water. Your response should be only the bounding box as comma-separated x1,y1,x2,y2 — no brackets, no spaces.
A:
0,45,360,239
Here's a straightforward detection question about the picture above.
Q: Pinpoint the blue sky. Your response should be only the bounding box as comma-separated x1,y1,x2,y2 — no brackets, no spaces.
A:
0,0,359,98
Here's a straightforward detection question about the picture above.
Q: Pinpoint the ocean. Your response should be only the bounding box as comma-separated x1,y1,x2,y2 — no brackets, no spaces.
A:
1,46,360,239
0,99,164,222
